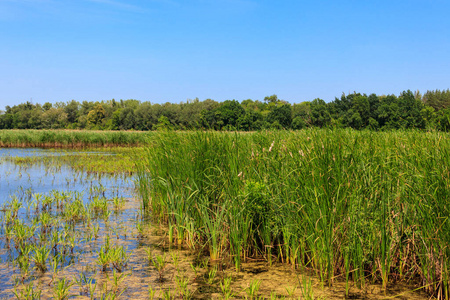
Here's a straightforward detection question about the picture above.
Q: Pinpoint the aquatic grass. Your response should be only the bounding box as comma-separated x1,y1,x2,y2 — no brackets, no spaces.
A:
97,236,111,272
0,155,137,298
74,272,96,296
245,279,261,300
151,253,168,282
17,253,31,282
299,276,317,300
205,265,218,285
111,269,129,294
170,251,180,270
52,278,73,300
175,275,192,299
148,286,157,300
162,288,175,300
112,196,125,211
3,132,449,299
13,281,41,300
31,244,50,273
136,129,450,299
220,276,234,300
0,129,149,148
144,247,153,266
109,245,129,272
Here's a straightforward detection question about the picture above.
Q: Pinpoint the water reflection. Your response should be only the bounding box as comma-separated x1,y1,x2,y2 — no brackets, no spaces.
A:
0,148,133,205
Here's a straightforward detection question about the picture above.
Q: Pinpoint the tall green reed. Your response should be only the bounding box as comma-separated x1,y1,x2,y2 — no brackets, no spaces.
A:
136,129,450,298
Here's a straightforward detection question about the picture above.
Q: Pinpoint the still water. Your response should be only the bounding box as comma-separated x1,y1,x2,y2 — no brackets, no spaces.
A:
0,148,134,204
0,148,144,299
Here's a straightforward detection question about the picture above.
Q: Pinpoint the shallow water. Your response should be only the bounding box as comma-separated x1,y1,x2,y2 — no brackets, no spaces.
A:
0,148,136,298
0,148,132,204
0,148,430,299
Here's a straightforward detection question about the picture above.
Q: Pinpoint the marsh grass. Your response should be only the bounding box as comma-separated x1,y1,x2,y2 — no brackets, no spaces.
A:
0,130,149,148
137,129,450,299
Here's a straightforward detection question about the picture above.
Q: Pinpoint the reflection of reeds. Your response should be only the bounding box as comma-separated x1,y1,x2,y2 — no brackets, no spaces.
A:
137,129,450,299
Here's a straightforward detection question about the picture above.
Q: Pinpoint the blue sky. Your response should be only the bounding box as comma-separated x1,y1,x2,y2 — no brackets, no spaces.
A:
0,0,449,108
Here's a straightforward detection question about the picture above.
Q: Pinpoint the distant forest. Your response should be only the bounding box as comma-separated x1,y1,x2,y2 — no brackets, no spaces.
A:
1,89,450,131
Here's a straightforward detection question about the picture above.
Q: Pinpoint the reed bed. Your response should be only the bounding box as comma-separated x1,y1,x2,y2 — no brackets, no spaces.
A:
1,155,325,299
0,130,149,148
136,129,450,299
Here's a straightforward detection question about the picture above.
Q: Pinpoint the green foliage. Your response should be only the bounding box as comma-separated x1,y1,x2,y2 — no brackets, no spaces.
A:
216,100,245,129
136,130,450,298
243,181,270,228
0,130,148,148
154,115,172,131
437,107,450,131
87,104,106,127
266,104,292,129
1,90,449,131
310,98,331,127
292,116,307,130
423,89,450,110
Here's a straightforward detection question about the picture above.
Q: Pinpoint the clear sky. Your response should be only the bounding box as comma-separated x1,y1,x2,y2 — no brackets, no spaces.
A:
0,0,449,108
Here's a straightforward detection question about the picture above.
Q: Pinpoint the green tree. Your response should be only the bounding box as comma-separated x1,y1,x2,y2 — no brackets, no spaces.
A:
437,107,450,131
398,90,425,129
264,94,279,104
215,100,245,129
237,110,263,131
42,108,67,129
154,115,172,130
43,102,52,111
64,100,79,124
292,116,306,129
423,89,450,111
119,107,136,130
421,106,436,129
266,104,292,129
87,104,106,127
135,102,157,130
310,98,331,127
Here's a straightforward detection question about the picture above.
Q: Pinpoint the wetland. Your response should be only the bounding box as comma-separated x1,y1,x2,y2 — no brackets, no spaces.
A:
0,130,444,299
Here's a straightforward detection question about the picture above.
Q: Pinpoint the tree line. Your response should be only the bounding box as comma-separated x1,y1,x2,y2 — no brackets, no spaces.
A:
1,89,450,131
